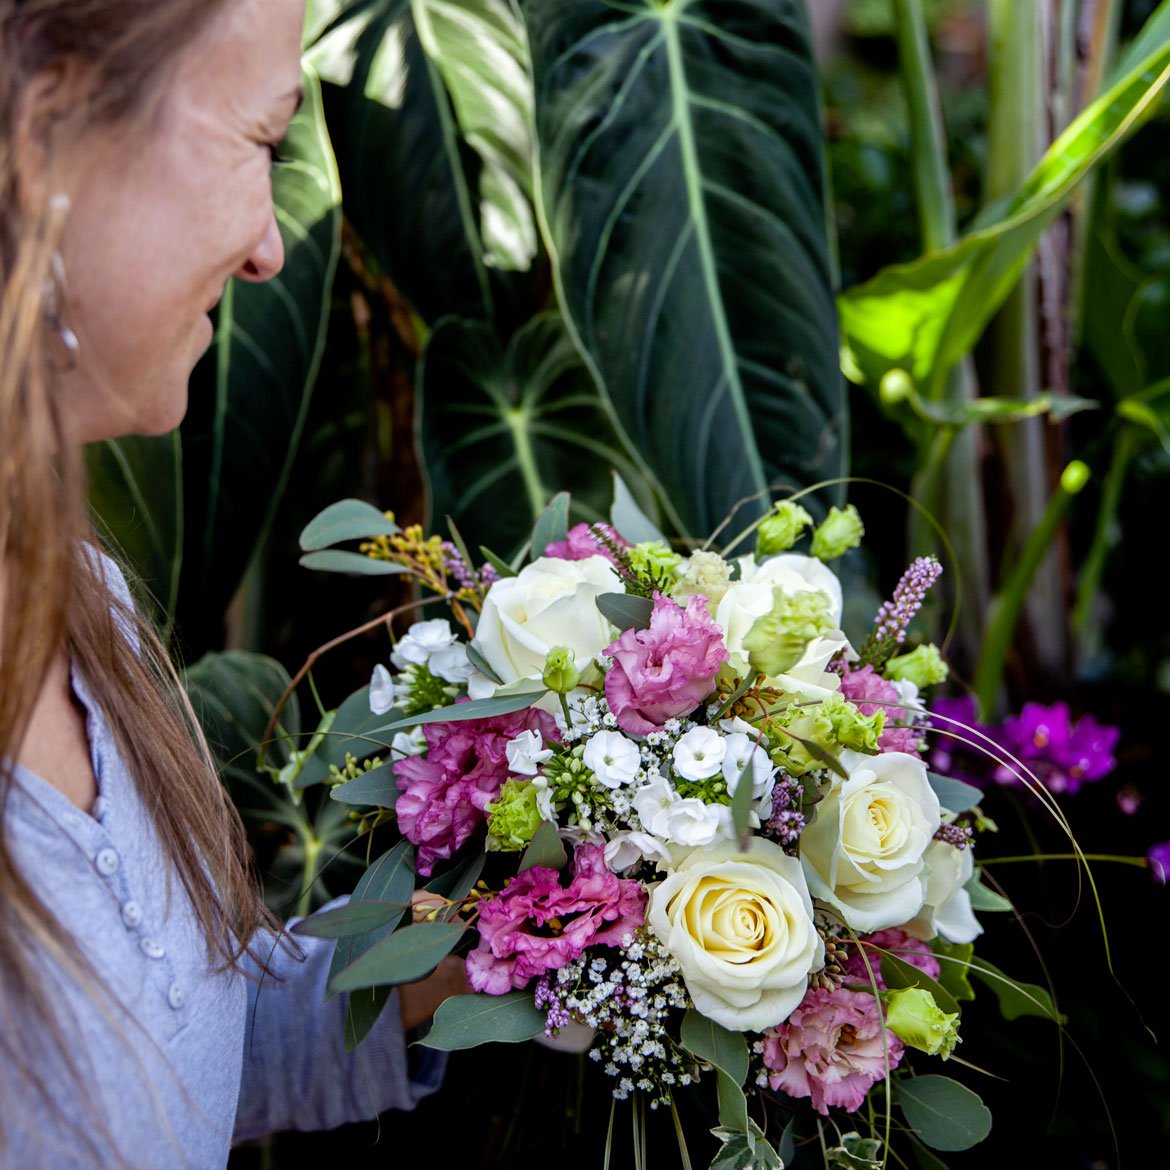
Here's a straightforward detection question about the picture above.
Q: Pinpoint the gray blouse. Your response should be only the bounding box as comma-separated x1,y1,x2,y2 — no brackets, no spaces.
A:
2,559,441,1168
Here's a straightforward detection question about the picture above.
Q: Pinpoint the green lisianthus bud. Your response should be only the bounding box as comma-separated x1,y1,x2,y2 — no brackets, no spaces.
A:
756,501,814,557
810,505,865,561
742,588,833,678
542,646,581,694
486,780,544,851
673,550,733,609
883,987,961,1059
628,540,683,580
884,643,948,689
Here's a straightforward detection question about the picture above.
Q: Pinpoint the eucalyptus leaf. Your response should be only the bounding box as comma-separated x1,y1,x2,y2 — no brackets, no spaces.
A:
299,549,411,575
531,492,571,556
926,773,983,815
730,755,755,842
299,497,400,550
896,1075,992,1152
527,0,844,535
680,1009,748,1085
518,821,567,873
370,685,546,735
419,991,548,1050
345,985,392,1051
330,921,467,992
478,547,518,580
327,840,417,999
466,642,505,683
419,313,642,558
410,0,537,271
424,849,487,904
964,870,1013,912
968,958,1062,1023
931,939,976,1003
715,1071,749,1133
292,900,407,939
595,593,653,633
295,685,394,789
839,30,1170,399
329,763,399,807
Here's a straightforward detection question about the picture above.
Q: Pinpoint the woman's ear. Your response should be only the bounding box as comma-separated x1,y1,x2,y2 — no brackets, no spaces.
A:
13,58,90,211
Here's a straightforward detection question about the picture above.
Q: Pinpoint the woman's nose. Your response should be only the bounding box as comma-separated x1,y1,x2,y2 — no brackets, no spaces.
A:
235,209,284,282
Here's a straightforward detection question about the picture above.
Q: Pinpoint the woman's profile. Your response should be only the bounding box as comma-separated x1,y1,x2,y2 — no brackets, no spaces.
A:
0,1,458,1164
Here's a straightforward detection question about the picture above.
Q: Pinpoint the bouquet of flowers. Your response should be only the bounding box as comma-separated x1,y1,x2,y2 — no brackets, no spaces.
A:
287,487,1062,1169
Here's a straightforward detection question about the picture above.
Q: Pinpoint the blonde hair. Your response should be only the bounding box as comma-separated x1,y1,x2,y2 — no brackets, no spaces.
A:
1,1,274,1159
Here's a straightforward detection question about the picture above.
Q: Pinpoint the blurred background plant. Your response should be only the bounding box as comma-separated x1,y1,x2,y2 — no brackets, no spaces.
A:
82,0,1170,1164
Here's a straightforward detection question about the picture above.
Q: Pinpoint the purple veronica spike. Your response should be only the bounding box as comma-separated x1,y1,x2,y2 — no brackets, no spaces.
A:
873,556,943,647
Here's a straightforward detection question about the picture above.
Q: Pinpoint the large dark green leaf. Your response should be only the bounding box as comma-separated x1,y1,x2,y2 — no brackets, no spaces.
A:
177,69,341,652
412,0,537,271
419,312,647,554
525,0,844,537
307,0,493,321
839,22,1170,399
85,433,183,637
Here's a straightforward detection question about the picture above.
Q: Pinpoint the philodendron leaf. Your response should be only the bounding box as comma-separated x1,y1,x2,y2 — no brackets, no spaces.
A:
420,991,548,1049
307,0,493,321
176,67,341,655
410,0,537,271
526,0,845,536
419,313,645,557
896,1075,992,1152
839,20,1170,399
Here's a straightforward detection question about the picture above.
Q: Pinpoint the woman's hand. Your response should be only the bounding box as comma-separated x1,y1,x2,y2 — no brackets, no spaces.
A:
398,889,471,1032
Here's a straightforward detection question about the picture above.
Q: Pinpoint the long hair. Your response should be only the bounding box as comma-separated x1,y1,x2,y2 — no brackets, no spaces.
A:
1,1,274,1159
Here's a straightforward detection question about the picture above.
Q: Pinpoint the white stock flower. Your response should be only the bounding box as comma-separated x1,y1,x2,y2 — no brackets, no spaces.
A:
721,732,776,799
903,840,983,945
471,556,622,689
603,830,672,873
799,749,941,932
391,726,427,758
430,643,474,684
672,727,726,781
714,553,851,697
647,838,824,1031
390,619,458,670
505,730,553,776
633,778,726,847
369,664,396,715
583,730,641,788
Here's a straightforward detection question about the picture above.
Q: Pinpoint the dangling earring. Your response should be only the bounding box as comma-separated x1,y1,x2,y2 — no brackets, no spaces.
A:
43,193,79,369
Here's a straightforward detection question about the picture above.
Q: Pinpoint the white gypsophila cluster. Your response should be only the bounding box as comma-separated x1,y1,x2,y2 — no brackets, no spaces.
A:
556,692,618,742
548,934,693,1107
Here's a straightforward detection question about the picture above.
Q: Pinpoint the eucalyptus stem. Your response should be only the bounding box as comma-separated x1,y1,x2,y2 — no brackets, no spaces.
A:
972,461,1090,717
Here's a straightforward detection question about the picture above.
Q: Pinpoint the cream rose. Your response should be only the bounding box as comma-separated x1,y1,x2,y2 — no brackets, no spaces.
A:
647,839,824,1031
470,556,622,691
903,839,983,944
800,750,940,932
714,554,850,697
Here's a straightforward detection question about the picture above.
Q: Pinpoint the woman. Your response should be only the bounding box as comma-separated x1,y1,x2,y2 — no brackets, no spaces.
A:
0,1,458,1165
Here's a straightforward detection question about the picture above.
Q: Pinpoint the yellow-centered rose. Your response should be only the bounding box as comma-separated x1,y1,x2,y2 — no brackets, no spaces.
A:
647,839,824,1031
800,750,940,932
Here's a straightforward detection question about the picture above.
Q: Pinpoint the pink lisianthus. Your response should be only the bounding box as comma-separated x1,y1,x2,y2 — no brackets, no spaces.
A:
394,704,559,876
761,985,903,1115
838,665,921,755
841,928,941,990
604,593,729,736
544,522,628,566
465,844,646,994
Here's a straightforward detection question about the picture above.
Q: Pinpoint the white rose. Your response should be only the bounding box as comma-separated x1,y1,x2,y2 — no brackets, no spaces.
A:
647,838,824,1031
672,727,726,781
583,730,641,788
903,840,983,944
800,750,940,932
714,554,851,697
471,556,622,689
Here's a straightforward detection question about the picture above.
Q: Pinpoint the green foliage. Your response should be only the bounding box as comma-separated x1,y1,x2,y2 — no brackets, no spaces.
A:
517,819,567,872
420,991,548,1050
926,773,982,814
525,0,845,536
291,900,406,938
709,1120,784,1170
329,921,467,991
895,1075,992,1152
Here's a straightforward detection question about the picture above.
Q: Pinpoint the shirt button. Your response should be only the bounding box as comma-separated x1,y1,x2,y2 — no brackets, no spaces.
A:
121,901,143,928
140,938,165,960
95,848,119,876
167,983,184,1011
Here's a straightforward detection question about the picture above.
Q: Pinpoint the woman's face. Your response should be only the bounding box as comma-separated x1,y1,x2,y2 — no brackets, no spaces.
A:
52,0,306,444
